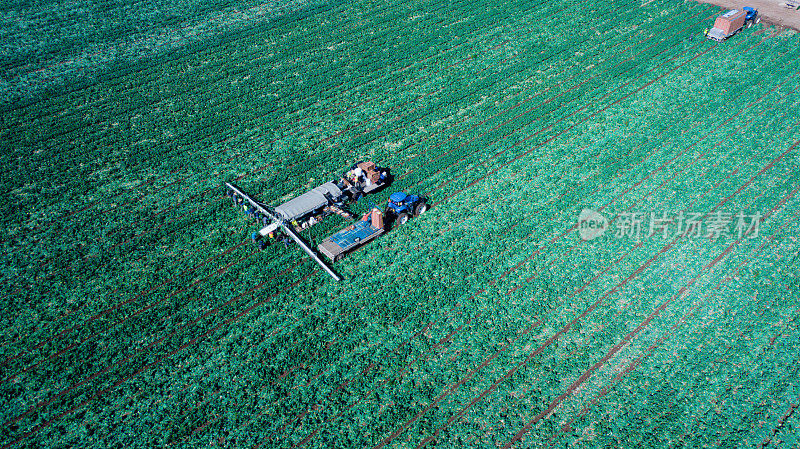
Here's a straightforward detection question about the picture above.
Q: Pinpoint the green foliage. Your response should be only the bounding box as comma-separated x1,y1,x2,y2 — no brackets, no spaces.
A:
2,0,800,447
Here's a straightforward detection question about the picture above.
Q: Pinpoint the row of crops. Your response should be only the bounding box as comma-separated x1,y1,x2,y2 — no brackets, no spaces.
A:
2,0,799,446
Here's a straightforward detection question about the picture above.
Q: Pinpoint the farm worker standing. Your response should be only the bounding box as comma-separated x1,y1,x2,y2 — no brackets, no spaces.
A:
704,28,709,36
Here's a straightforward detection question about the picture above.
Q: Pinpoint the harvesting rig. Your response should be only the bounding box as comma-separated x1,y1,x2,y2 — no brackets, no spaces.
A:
226,161,428,280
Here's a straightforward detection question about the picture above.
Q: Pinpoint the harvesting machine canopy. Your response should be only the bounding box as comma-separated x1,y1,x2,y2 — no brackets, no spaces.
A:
273,182,343,222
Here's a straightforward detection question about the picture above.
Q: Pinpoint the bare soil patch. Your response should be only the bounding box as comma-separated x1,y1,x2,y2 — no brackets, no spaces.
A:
695,0,800,31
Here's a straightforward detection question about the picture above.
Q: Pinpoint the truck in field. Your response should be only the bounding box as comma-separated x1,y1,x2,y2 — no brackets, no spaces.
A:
707,7,758,42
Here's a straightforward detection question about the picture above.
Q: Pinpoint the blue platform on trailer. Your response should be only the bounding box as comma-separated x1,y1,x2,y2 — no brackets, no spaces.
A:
329,220,381,248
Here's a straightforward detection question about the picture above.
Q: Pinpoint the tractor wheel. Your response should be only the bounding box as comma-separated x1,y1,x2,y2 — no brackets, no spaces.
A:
397,213,410,225
334,254,343,262
414,202,428,217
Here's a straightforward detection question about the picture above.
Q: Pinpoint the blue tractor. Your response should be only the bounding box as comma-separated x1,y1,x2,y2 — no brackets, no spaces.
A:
385,191,428,225
743,6,758,24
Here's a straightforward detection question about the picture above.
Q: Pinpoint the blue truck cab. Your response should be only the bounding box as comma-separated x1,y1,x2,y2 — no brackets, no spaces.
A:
385,191,428,225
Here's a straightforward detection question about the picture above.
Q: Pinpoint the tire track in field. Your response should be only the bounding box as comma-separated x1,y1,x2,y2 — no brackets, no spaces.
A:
1,38,712,444
368,240,644,449
4,1,688,438
243,156,553,439
436,44,797,285
412,108,800,447
281,36,784,449
0,106,644,448
260,17,784,438
5,0,637,256
544,208,800,448
758,395,800,448
501,142,799,448
0,0,641,293
506,95,800,297
261,166,556,443
0,6,720,440
366,121,798,449
0,17,728,398
262,136,656,444
495,184,793,446
679,300,800,447
245,84,720,443
558,218,800,447
5,0,524,234
223,36,792,444
0,0,663,372
195,161,543,443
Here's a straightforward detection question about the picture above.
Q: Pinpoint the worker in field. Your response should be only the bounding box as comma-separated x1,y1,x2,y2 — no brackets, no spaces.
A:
704,27,709,36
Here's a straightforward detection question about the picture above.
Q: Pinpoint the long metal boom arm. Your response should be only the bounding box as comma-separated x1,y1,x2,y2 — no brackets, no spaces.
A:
225,182,341,281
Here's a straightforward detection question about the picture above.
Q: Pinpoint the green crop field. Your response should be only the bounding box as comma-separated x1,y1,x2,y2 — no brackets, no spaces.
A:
2,0,799,447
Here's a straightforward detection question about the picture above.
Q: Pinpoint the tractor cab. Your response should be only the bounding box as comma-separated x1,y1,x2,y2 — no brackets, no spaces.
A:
743,6,758,23
385,192,428,225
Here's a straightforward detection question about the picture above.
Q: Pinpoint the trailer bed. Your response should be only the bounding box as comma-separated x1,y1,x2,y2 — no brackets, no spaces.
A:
318,220,384,260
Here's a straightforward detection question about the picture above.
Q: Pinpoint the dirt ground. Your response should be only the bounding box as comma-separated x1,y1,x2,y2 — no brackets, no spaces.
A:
695,0,800,31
